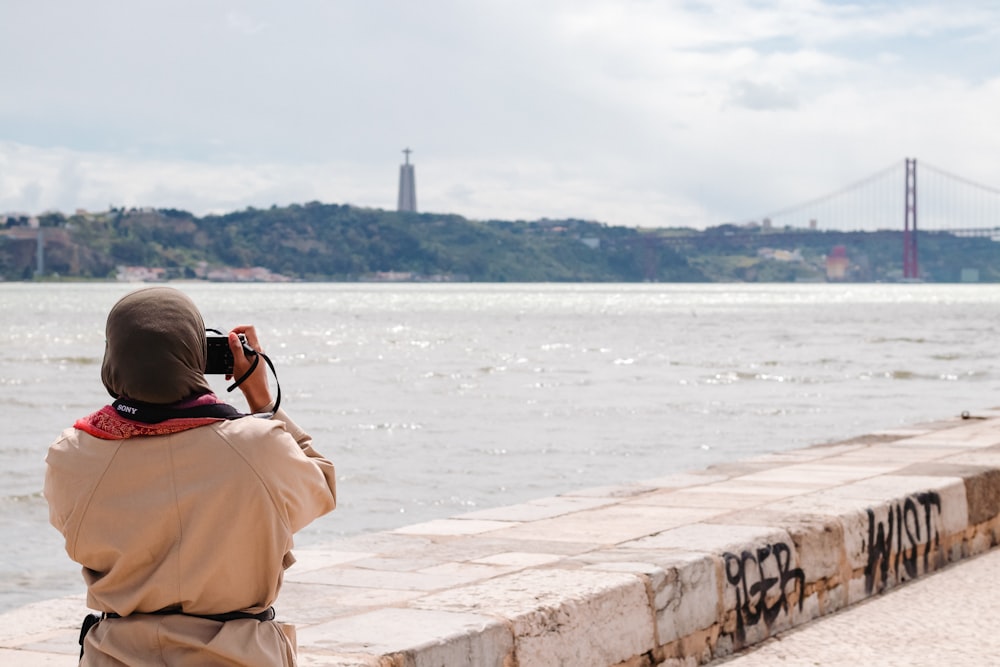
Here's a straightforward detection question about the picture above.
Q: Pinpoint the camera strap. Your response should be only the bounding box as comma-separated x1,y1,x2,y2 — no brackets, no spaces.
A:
225,348,282,418
205,328,282,418
111,357,282,424
111,399,245,424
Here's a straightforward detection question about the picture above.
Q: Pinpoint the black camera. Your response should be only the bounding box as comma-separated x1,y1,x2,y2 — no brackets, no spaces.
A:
205,333,248,374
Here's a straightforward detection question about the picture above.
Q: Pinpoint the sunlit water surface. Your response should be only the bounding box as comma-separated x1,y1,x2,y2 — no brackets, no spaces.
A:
3,282,999,608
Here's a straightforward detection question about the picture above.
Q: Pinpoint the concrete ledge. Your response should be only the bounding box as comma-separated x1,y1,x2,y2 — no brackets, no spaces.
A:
6,409,1000,666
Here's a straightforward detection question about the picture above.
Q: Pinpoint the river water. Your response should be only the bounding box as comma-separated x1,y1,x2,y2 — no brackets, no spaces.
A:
2,282,999,609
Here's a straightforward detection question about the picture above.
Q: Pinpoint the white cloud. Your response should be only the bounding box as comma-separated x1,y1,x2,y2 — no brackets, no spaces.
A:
225,10,267,36
0,142,387,215
1,0,1000,228
729,81,800,110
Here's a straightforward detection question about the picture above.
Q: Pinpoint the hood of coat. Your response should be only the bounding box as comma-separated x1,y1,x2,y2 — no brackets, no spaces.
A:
101,286,212,404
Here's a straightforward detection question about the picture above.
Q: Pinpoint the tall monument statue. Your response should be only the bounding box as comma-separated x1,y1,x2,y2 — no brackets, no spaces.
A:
397,148,417,213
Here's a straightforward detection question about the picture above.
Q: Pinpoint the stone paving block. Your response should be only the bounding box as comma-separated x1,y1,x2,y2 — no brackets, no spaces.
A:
942,420,1000,440
0,649,69,666
844,476,969,537
288,548,378,574
405,536,597,565
668,480,794,497
700,461,787,478
384,531,594,562
298,585,426,611
470,551,565,568
966,515,1000,556
0,596,83,647
754,491,871,520
341,555,447,573
622,521,790,555
585,550,720,645
624,488,779,510
870,427,934,438
560,482,661,498
276,581,426,625
327,531,436,557
742,447,855,465
895,422,1000,448
833,443,960,463
417,560,517,581
893,463,1000,525
4,634,78,659
892,437,980,449
734,463,883,486
703,510,844,581
637,472,731,489
488,503,722,545
288,564,487,592
412,568,654,667
781,516,844,582
455,495,617,522
800,459,905,474
392,518,513,536
822,474,965,505
686,479,815,498
296,607,512,667
297,654,382,667
940,449,1000,469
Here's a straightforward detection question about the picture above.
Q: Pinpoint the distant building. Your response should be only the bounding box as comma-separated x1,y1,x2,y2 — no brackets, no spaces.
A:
116,266,168,282
826,245,850,280
397,148,417,212
758,247,802,263
961,268,980,283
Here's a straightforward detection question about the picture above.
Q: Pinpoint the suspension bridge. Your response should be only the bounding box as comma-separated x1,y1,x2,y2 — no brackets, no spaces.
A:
746,158,1000,280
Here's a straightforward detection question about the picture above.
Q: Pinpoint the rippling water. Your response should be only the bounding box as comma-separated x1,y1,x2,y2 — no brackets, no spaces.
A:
3,282,999,608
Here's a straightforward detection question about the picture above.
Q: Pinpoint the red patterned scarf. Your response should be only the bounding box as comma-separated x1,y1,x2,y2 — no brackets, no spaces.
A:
75,393,235,440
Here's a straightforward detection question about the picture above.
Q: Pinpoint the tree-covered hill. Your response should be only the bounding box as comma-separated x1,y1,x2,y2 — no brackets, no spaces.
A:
1,203,998,282
0,204,706,282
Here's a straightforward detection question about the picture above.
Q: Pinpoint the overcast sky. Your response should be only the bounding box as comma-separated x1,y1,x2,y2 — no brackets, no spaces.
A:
2,0,999,228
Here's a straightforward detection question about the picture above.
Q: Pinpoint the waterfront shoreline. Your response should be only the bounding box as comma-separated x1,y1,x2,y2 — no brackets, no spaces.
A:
7,407,1000,665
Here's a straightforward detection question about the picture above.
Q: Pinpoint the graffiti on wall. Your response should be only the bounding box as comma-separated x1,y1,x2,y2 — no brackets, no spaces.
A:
723,542,805,642
864,491,942,594
720,491,945,642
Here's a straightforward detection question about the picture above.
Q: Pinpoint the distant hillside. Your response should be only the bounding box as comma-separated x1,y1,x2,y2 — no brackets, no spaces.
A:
1,204,997,282
0,204,706,282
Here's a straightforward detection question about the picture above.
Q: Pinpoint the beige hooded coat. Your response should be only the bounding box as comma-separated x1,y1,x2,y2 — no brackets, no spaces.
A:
45,288,337,666
46,411,336,665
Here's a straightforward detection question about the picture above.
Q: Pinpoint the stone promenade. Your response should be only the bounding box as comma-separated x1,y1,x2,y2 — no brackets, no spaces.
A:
4,408,1000,666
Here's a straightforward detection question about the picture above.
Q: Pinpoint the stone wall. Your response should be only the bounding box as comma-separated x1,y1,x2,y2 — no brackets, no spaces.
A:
4,410,1000,666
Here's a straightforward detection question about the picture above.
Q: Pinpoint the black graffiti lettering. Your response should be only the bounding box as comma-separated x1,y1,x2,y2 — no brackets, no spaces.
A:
918,491,942,571
865,505,893,595
753,544,780,627
773,542,805,618
900,498,920,579
724,552,748,641
864,491,941,594
724,541,805,642
740,550,762,628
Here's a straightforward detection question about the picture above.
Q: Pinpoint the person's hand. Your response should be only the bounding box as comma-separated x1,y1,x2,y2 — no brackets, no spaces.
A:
227,325,272,412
